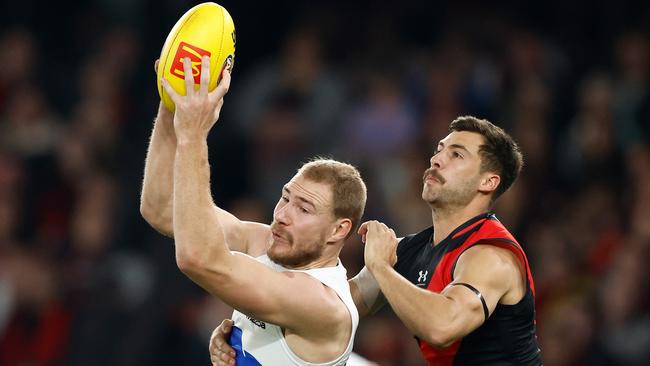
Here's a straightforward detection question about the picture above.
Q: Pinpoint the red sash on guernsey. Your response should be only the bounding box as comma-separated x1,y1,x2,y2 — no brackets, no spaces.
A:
419,217,536,366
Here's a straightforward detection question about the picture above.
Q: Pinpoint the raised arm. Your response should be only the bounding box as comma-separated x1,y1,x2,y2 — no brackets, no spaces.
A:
140,82,177,237
139,59,211,238
363,221,524,348
140,60,267,253
164,56,345,334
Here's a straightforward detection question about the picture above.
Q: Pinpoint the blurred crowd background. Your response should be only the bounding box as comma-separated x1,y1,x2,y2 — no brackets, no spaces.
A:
0,0,649,365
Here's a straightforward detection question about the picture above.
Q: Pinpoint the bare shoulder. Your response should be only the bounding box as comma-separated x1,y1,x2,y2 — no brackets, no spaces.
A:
455,245,522,286
454,244,525,304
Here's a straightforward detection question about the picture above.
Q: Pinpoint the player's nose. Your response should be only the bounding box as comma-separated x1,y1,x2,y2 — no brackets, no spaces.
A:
273,203,291,225
430,153,443,169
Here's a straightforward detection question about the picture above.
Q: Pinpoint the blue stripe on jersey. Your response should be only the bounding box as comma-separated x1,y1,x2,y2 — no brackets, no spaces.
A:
229,326,263,366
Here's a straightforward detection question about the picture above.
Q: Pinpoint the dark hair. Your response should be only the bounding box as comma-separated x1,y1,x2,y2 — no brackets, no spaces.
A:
449,116,523,201
298,158,367,237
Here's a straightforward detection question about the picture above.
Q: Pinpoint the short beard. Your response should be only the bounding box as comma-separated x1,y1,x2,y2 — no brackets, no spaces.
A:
267,239,325,268
423,176,478,209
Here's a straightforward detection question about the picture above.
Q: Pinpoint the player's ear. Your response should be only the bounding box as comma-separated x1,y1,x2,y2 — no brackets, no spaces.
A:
478,173,500,194
328,218,352,243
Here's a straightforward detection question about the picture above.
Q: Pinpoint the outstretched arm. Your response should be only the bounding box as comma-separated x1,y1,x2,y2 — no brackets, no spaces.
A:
166,56,344,333
349,266,387,318
140,63,177,237
141,59,267,253
363,221,522,348
349,229,407,317
166,55,243,268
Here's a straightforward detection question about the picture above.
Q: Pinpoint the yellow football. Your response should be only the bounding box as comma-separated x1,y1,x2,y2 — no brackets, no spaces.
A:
157,2,236,111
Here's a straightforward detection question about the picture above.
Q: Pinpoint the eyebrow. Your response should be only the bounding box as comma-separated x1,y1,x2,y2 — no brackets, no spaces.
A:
437,141,472,155
283,186,317,210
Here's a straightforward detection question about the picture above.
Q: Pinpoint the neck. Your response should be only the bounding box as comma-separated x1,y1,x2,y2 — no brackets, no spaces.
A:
430,200,490,245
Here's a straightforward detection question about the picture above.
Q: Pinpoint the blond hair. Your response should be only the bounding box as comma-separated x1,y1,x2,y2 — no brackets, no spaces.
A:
298,158,367,237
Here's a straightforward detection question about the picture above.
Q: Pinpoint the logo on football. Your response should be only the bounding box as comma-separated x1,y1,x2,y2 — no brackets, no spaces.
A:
170,41,212,83
224,54,234,73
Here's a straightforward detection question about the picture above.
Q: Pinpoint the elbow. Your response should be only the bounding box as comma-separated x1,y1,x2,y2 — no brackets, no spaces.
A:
422,319,460,348
140,202,173,236
175,245,229,283
418,297,468,348
425,329,457,349
175,246,203,276
139,201,154,223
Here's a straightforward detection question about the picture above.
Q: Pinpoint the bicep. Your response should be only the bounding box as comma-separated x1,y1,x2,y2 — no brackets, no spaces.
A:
442,246,518,337
194,252,332,330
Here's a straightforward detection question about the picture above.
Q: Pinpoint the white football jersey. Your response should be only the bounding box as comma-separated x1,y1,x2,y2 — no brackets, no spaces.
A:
230,255,359,366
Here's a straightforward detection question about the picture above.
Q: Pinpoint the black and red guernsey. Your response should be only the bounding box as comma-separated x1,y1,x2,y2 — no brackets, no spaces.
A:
394,213,542,366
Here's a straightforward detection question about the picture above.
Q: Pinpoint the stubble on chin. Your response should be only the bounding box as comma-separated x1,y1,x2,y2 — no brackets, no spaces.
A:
422,184,440,205
267,242,323,268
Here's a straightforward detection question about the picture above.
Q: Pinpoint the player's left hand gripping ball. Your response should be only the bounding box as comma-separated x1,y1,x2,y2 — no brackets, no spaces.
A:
157,2,236,112
161,55,231,142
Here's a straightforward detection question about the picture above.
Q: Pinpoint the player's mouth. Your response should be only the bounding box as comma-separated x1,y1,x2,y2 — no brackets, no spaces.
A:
423,169,445,184
271,228,291,244
424,176,438,184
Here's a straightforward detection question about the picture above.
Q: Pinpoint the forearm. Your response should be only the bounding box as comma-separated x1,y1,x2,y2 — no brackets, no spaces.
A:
370,263,458,346
173,139,230,273
141,104,176,236
350,266,386,318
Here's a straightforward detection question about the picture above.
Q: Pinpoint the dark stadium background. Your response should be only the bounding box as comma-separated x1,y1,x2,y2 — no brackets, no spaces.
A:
0,1,648,365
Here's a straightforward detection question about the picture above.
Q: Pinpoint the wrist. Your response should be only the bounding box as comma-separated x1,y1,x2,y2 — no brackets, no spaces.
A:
157,101,173,121
367,259,391,275
176,136,208,149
